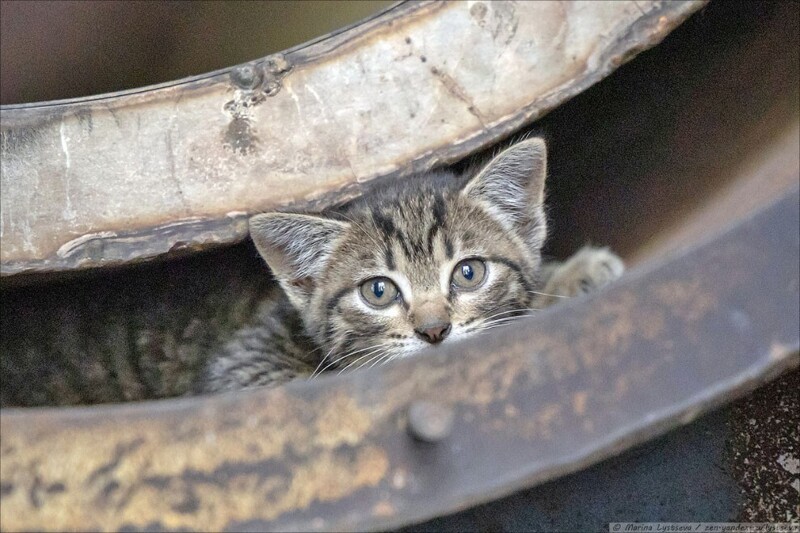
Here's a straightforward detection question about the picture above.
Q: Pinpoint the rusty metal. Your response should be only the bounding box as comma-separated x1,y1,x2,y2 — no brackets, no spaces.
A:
0,0,705,278
1,186,797,532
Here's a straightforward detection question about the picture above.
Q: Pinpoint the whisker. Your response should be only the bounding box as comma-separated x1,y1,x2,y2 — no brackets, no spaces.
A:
312,332,390,378
366,350,397,369
494,316,527,323
355,351,392,372
378,352,402,368
338,348,382,374
337,346,389,374
479,307,542,322
309,329,356,379
480,324,516,332
463,311,542,335
475,321,527,333
481,317,527,329
309,345,338,380
479,308,530,322
478,318,526,330
527,289,568,299
329,341,395,375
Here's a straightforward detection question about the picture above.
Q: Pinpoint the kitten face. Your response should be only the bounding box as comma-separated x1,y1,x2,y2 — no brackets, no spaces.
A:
249,139,548,372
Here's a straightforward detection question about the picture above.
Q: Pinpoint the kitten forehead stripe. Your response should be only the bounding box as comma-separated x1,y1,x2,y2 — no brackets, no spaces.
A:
444,235,454,259
384,244,395,271
426,192,447,254
373,209,415,261
371,209,395,235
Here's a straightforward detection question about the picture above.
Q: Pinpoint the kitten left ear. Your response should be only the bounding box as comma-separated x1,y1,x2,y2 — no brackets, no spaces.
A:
462,138,547,246
249,212,350,308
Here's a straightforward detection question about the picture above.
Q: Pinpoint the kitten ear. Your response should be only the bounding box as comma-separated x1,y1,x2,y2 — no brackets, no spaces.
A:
462,138,547,247
249,213,350,307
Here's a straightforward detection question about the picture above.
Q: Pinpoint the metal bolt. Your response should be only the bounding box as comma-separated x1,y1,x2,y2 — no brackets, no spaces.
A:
230,64,262,90
407,400,454,443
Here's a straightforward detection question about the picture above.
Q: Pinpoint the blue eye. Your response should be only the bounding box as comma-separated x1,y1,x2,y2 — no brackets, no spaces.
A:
452,258,486,290
360,277,399,308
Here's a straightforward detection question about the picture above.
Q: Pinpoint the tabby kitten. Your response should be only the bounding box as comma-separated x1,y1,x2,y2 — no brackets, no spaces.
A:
199,138,624,393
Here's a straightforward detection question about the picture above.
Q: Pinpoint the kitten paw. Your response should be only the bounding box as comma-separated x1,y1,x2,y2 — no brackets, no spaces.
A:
567,246,625,294
538,246,624,305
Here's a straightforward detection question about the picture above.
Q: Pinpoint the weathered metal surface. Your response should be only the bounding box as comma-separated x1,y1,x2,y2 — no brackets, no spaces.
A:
0,0,705,277
1,186,797,532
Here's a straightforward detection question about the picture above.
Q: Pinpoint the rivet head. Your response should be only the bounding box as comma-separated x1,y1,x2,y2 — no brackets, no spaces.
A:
230,64,261,90
407,400,454,443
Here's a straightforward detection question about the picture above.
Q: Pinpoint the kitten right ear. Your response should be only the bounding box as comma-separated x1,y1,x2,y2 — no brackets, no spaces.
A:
249,213,350,307
462,138,548,248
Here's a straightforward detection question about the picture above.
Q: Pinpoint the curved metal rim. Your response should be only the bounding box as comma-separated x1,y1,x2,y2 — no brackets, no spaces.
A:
0,0,706,278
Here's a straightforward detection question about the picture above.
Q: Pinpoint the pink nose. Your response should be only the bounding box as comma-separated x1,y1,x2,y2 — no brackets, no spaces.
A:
415,322,452,344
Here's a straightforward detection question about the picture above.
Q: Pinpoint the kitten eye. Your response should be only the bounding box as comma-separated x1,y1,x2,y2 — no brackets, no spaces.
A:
359,277,400,308
452,258,487,290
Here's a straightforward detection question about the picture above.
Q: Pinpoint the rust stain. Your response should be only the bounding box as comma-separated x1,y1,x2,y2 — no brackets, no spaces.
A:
314,393,373,448
652,279,718,322
0,388,383,531
537,333,581,380
575,292,638,369
276,446,389,519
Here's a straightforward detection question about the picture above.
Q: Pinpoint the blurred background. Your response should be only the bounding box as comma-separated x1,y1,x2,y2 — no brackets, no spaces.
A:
0,0,392,105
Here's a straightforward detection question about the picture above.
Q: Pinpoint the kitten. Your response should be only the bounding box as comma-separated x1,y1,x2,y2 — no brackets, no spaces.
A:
198,138,624,393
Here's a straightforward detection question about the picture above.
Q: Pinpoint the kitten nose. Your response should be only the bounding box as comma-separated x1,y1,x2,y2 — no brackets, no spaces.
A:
415,322,452,344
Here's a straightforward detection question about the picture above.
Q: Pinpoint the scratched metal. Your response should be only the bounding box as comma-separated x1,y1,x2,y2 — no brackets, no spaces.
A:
0,1,706,277
1,187,797,532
